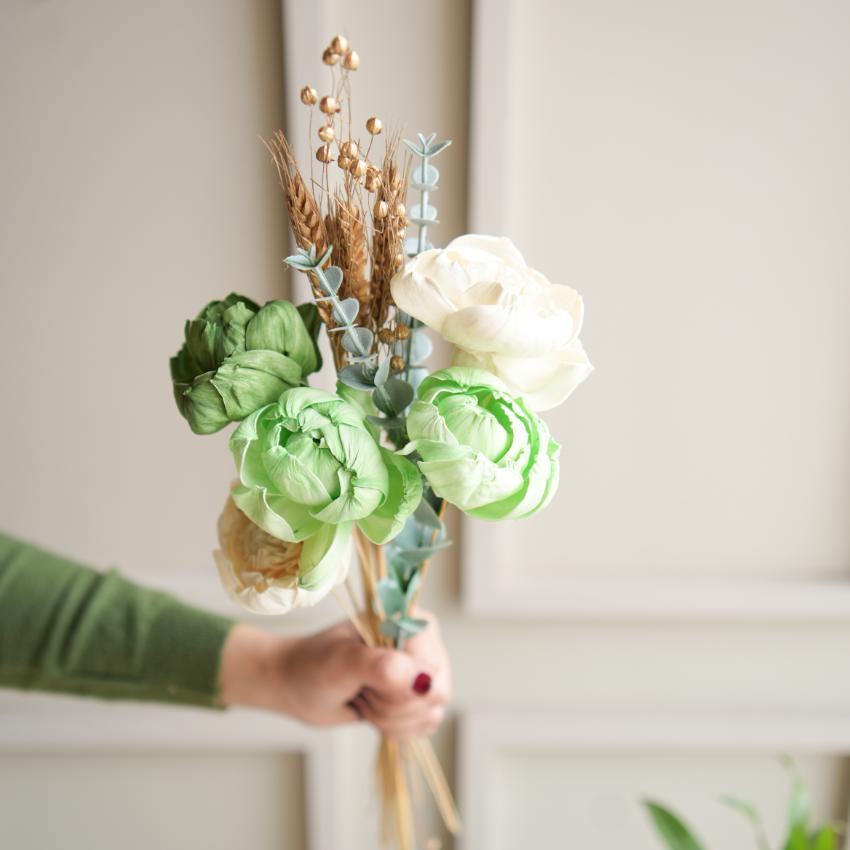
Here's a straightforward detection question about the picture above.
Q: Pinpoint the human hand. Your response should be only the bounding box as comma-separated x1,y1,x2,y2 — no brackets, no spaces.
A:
218,611,450,739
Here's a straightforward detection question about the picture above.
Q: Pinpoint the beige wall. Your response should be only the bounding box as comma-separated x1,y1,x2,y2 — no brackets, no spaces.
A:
3,1,850,849
0,0,288,574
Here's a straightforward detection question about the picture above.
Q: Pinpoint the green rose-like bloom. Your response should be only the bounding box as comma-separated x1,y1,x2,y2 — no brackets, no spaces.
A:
170,293,322,435
230,387,422,546
405,367,560,520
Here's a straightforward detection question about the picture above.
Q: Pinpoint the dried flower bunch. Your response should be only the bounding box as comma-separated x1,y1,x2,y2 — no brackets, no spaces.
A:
264,33,415,374
169,30,591,850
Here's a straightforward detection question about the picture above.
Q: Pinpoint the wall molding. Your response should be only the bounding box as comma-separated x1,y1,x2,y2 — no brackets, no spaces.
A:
457,708,850,850
0,691,341,850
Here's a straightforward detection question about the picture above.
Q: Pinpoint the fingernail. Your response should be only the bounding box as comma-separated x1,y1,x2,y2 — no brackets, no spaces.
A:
413,672,432,695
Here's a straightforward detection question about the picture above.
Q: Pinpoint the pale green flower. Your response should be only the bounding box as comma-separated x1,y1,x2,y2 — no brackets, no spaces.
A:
170,294,321,434
230,387,422,545
404,367,559,520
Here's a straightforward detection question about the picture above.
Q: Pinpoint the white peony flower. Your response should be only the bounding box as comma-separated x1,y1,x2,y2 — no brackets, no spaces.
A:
214,494,351,615
390,234,593,411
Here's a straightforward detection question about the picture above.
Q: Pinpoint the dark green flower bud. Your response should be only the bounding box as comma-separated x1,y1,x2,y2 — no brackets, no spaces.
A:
170,294,322,434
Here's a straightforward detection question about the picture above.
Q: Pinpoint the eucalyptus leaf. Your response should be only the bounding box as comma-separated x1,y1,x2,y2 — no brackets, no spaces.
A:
284,254,315,271
333,296,360,325
338,363,376,391
414,496,443,531
321,265,344,294
643,802,708,850
374,356,392,387
367,414,406,431
408,329,433,364
395,541,452,565
398,616,428,635
372,385,395,417
425,140,452,156
342,326,373,356
410,203,438,222
377,579,406,617
405,236,434,256
412,163,439,187
403,138,427,156
379,621,402,642
384,377,414,412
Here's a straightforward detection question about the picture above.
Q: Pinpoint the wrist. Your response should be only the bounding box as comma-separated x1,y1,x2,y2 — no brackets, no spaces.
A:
218,623,293,712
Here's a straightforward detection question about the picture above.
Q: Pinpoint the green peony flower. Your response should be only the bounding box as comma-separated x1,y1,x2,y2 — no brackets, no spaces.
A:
404,367,560,520
229,387,422,545
170,293,321,435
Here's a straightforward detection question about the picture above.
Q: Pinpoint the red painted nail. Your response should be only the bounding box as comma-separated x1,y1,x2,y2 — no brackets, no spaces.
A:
413,672,432,695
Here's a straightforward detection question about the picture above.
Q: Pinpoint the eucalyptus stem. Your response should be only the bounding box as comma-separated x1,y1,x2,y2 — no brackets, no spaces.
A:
416,154,430,255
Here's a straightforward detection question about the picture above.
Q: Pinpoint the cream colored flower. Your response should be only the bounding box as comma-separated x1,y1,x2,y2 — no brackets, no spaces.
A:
390,234,592,411
214,494,350,615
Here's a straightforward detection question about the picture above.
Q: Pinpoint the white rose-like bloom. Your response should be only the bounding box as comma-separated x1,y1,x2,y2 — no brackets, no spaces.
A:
390,234,593,411
214,495,350,615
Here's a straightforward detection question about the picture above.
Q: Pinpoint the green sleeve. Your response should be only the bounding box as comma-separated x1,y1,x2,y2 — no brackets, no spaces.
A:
0,532,235,709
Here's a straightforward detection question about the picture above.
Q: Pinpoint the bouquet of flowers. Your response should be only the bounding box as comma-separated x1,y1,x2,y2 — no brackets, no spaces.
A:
169,33,591,850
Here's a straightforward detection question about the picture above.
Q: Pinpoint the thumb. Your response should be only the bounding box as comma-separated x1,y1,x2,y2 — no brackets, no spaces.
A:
353,645,427,702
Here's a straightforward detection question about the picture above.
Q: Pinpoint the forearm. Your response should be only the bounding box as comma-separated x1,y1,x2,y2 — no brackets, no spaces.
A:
0,532,234,708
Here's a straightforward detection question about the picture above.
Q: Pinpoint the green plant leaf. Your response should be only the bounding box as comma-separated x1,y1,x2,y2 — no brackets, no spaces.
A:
720,796,771,850
644,801,708,850
782,757,811,836
810,826,837,850
783,825,808,850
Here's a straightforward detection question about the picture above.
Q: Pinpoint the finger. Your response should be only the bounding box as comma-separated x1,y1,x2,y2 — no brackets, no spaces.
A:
355,695,446,739
348,645,430,703
360,687,428,724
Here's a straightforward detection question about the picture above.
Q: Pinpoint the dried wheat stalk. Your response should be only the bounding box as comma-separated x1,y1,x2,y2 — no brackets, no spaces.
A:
333,196,371,322
371,138,410,335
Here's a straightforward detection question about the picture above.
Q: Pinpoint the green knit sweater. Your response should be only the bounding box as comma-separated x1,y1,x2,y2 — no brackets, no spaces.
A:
0,532,234,708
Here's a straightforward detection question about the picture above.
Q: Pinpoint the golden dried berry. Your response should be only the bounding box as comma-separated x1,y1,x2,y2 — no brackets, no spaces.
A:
394,202,406,217
300,86,318,105
364,174,380,192
343,50,360,70
331,35,349,54
391,356,405,372
340,141,358,158
374,200,389,219
394,252,405,268
395,324,411,340
322,47,340,65
319,96,339,114
350,159,367,178
318,125,335,142
337,154,352,170
316,145,333,163
378,328,395,345
366,116,383,135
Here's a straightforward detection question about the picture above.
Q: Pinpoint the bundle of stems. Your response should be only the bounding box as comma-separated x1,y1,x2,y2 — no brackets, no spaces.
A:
339,529,460,850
